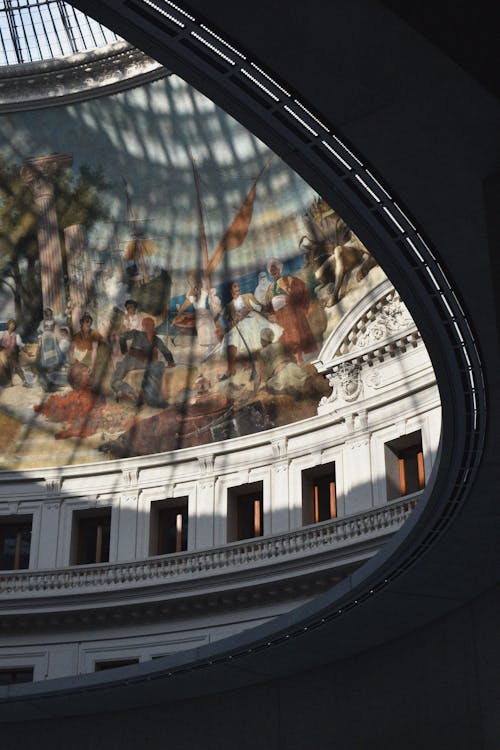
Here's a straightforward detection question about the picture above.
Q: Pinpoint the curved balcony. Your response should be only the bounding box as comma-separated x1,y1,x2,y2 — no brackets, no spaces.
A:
0,494,418,604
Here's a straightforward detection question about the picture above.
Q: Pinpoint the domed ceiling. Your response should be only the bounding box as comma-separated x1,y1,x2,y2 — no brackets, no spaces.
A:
0,0,119,65
0,70,399,469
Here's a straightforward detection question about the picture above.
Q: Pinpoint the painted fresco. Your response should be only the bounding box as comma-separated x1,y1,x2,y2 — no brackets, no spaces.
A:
0,76,386,470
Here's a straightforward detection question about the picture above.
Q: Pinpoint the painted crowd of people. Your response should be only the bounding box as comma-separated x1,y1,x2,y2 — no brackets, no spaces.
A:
1,300,177,408
1,254,324,403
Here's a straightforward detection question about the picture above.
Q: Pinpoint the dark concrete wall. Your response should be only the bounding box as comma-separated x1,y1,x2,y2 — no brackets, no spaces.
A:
3,584,498,749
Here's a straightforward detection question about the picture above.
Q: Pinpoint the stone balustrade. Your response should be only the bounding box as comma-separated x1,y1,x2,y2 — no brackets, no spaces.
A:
0,495,418,598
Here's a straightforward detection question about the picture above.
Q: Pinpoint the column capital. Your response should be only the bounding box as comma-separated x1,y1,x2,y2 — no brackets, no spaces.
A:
22,153,73,199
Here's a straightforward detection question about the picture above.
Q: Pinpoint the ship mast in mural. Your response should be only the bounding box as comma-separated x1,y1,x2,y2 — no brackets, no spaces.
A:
171,155,266,357
194,156,267,279
122,177,156,285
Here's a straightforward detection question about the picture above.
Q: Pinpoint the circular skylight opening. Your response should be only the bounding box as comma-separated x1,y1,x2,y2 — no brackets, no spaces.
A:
0,0,119,66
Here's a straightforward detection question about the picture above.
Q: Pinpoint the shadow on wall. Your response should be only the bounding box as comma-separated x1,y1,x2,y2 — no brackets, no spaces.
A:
0,456,423,684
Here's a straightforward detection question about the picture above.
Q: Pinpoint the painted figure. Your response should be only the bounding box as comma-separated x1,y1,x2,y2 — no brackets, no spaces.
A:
58,327,71,364
111,316,175,405
256,327,310,394
36,319,63,391
37,307,62,336
69,313,109,392
122,299,143,332
221,281,282,378
0,319,32,387
264,259,316,366
173,272,218,349
254,271,269,304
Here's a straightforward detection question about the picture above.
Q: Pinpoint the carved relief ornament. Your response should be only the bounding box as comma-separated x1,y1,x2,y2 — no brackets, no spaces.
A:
319,362,363,409
45,477,62,496
121,467,139,488
198,455,214,475
351,293,413,352
21,153,73,200
0,42,168,113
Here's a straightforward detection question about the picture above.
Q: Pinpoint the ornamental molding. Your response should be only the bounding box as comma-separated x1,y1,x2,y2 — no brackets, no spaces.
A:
199,479,215,492
317,283,422,413
272,461,289,474
319,363,363,411
44,477,62,496
0,41,169,113
346,437,370,451
315,280,419,371
197,455,214,475
355,410,369,431
365,370,382,390
120,491,139,504
271,437,288,459
45,501,61,511
351,294,413,352
0,568,346,634
93,494,110,506
122,467,139,488
338,363,362,402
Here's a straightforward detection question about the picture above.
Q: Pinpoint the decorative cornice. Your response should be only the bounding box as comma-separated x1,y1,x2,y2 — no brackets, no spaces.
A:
0,41,169,113
315,281,419,370
316,286,424,413
0,565,354,634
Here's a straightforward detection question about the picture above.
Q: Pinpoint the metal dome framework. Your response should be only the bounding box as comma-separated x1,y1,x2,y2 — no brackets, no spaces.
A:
0,0,119,64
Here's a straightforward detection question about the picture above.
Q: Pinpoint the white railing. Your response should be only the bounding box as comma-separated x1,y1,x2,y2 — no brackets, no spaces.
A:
0,496,418,597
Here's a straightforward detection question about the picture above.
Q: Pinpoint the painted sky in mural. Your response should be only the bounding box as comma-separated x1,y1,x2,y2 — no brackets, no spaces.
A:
0,74,387,470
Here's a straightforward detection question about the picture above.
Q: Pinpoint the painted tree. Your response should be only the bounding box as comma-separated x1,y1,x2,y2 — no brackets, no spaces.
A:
0,158,108,335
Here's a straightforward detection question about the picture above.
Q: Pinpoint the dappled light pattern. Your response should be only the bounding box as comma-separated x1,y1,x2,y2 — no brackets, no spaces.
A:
0,74,385,470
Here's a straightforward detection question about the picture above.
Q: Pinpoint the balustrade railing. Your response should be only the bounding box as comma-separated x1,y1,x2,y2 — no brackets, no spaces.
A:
0,496,418,597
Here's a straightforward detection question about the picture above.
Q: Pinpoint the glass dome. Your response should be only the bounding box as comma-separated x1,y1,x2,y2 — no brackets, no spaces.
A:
0,0,119,65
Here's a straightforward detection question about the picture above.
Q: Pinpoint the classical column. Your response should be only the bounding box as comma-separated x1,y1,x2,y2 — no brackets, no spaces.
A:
64,224,90,330
22,153,73,318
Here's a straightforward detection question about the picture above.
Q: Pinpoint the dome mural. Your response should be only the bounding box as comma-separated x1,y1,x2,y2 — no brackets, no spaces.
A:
0,73,388,470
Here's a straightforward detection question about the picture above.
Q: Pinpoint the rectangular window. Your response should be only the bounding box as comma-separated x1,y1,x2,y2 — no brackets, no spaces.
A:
0,516,32,570
0,667,34,685
385,430,425,501
302,462,337,526
150,498,188,555
72,509,111,565
94,659,139,671
227,482,264,542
